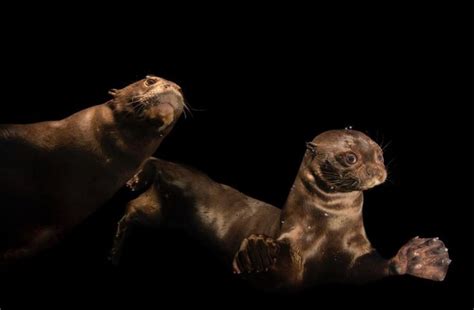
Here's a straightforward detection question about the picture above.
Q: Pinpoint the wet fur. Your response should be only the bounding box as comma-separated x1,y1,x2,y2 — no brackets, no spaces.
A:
111,130,450,289
0,76,184,265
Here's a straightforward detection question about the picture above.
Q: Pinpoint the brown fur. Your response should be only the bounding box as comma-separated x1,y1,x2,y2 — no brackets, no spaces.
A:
109,129,450,289
236,130,451,288
0,75,184,265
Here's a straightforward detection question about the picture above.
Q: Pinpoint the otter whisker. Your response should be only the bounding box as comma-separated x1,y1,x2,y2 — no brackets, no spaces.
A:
379,130,385,149
319,171,340,178
131,102,144,111
319,169,342,178
381,140,392,152
182,99,194,119
125,99,146,107
385,169,395,185
386,157,396,168
136,105,147,116
189,106,207,112
320,174,342,182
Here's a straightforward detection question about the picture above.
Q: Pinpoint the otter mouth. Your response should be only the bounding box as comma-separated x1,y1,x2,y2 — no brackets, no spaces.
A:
308,167,357,193
141,99,177,114
321,174,384,192
316,160,386,192
128,92,183,128
148,102,176,128
136,92,181,110
317,161,359,192
320,172,384,192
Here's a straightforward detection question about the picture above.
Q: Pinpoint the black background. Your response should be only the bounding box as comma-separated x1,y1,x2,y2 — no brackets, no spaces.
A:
0,4,472,309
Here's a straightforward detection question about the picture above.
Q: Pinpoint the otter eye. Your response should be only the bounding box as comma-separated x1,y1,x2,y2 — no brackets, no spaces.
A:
345,152,358,165
145,78,158,87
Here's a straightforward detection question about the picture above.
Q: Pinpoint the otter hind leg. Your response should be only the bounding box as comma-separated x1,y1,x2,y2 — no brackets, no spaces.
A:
109,214,133,266
112,160,161,266
1,226,62,264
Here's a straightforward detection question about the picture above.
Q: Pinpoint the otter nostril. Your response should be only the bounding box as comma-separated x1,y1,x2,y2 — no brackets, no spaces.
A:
369,167,385,179
366,167,376,177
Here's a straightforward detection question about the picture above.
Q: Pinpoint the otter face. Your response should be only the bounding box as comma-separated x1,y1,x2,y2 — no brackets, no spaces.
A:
307,130,387,192
108,75,184,132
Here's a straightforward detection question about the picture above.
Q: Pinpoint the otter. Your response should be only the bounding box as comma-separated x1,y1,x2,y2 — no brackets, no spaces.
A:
109,130,450,288
234,130,451,288
0,75,184,264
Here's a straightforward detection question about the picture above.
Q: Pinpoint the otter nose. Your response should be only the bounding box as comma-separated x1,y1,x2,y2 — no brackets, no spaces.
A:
163,82,183,95
366,166,382,178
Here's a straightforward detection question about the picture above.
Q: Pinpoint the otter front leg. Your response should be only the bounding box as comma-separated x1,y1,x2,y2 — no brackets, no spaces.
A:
350,237,451,282
110,203,161,266
389,236,451,281
124,160,156,195
232,234,280,274
233,236,303,289
109,214,135,266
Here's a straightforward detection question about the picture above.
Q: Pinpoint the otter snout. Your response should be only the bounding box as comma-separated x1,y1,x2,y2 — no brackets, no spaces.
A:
140,76,184,128
365,164,387,186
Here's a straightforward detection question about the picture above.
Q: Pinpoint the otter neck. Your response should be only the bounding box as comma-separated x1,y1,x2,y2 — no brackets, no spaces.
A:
280,157,364,243
93,104,165,163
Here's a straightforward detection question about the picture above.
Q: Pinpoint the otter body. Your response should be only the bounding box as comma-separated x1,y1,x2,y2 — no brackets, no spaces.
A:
111,158,281,265
111,130,450,288
235,130,451,288
0,76,184,263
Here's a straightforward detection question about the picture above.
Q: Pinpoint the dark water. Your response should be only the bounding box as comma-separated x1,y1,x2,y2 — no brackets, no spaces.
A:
0,4,471,309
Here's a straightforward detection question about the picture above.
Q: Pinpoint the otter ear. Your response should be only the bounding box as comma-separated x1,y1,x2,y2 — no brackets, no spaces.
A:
306,142,317,155
108,88,119,97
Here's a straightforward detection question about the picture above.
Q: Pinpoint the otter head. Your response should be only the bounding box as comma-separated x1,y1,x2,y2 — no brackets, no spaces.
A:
107,75,184,136
304,129,387,192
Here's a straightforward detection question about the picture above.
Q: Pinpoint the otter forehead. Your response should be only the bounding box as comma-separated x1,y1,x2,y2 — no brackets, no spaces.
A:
312,130,380,153
115,75,183,97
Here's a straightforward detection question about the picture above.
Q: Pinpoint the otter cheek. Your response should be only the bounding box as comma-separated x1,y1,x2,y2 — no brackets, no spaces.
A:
148,103,175,126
